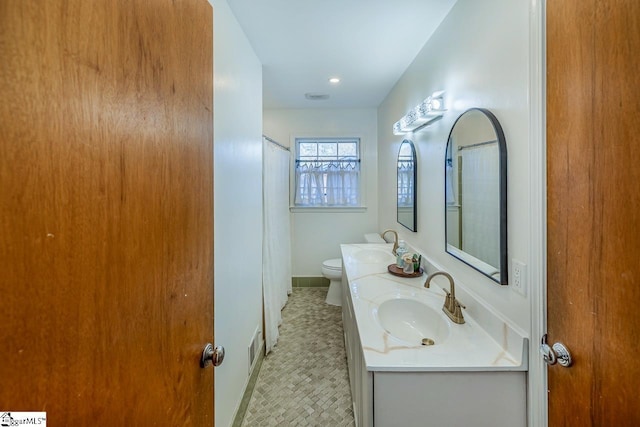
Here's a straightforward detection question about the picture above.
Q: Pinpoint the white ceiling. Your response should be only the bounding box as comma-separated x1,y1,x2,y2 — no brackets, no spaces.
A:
226,0,457,109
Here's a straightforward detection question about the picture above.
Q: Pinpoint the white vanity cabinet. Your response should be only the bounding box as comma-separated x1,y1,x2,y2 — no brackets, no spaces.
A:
342,281,526,426
371,371,526,426
341,269,373,427
339,244,528,427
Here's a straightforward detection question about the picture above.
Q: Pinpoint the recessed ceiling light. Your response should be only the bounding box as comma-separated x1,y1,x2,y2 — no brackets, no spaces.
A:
328,77,341,84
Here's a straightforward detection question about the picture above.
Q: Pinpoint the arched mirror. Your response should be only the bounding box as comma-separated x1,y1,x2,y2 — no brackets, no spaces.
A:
397,139,417,231
445,108,507,284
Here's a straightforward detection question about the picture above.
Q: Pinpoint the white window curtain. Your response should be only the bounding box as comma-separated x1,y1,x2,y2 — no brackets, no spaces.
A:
262,137,292,354
397,162,414,206
295,162,359,206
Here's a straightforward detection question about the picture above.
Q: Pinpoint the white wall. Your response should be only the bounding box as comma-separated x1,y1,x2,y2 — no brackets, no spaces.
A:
210,1,263,426
377,0,533,332
263,108,378,275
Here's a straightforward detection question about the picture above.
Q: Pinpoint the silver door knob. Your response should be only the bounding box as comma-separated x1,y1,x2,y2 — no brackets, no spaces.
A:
540,334,572,367
539,334,556,365
201,343,225,368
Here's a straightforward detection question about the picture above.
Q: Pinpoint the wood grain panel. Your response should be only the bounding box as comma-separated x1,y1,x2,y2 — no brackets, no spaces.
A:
0,1,214,425
547,0,640,424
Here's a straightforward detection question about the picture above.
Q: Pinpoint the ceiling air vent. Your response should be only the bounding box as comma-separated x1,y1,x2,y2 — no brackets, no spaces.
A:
304,93,330,100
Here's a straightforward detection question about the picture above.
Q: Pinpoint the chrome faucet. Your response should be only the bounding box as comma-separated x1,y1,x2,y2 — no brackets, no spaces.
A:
381,229,399,255
424,271,465,324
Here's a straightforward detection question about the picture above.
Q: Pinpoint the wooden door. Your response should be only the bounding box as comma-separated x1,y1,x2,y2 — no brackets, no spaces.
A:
0,1,214,425
547,0,640,425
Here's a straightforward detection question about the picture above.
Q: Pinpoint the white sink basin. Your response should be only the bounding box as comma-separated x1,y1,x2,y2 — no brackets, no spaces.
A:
375,298,450,345
352,248,394,263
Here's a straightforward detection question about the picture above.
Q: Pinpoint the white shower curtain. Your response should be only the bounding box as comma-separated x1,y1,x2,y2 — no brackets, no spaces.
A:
460,143,500,269
262,137,292,354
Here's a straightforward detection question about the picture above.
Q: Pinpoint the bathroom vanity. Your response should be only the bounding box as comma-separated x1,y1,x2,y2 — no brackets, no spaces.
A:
340,244,528,427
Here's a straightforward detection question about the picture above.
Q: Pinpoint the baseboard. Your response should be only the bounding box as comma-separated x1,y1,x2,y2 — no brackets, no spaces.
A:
231,341,265,427
292,276,329,288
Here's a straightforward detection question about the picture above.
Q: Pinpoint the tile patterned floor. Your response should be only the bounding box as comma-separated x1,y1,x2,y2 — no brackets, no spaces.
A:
241,288,355,427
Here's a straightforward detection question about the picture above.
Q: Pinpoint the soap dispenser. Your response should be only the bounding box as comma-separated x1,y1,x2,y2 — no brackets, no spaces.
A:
396,240,408,267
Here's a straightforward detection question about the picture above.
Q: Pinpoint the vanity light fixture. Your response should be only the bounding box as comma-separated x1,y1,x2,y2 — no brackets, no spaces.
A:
393,91,446,135
328,77,341,84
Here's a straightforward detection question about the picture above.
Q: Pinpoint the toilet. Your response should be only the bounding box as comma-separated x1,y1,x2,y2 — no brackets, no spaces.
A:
322,234,387,306
322,258,343,306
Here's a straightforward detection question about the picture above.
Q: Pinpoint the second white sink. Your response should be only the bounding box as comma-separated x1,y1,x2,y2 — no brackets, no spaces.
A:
351,248,394,263
375,298,450,345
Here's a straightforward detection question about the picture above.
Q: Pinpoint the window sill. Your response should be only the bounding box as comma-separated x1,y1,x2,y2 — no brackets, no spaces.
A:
290,206,368,213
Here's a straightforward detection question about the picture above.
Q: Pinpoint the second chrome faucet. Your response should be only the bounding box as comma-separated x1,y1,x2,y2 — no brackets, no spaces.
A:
424,271,465,324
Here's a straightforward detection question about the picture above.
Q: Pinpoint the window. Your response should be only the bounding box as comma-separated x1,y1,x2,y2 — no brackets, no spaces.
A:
294,137,360,207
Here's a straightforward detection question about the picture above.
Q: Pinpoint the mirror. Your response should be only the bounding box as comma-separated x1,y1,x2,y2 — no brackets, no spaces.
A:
445,108,507,284
397,139,417,231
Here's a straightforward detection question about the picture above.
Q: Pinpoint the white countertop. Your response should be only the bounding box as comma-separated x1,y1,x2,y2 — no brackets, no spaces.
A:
341,243,528,372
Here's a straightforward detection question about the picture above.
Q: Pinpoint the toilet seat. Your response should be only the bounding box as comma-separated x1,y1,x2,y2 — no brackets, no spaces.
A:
322,258,342,271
